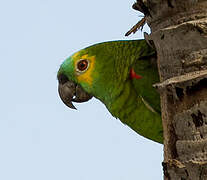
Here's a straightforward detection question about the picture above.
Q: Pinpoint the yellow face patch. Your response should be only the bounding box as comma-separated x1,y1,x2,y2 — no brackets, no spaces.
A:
72,53,95,85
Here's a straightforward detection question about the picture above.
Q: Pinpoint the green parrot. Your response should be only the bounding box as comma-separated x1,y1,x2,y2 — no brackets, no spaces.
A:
57,39,163,143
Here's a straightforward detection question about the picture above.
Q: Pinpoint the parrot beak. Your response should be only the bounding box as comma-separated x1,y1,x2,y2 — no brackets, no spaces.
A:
57,73,92,109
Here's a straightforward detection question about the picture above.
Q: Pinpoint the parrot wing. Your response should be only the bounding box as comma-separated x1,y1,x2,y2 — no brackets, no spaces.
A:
132,52,161,114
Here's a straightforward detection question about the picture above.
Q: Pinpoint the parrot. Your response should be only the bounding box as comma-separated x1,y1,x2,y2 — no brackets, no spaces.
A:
57,39,163,143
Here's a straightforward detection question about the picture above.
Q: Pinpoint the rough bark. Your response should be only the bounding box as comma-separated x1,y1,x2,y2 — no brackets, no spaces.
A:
136,0,207,179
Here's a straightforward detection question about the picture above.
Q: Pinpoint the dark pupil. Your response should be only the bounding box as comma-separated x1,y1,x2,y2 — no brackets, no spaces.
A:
78,60,88,71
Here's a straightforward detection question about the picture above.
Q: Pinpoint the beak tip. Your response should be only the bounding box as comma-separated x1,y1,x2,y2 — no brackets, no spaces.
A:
70,104,77,110
63,100,77,110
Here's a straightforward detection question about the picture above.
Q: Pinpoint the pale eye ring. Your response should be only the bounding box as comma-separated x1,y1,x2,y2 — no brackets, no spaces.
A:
76,59,89,73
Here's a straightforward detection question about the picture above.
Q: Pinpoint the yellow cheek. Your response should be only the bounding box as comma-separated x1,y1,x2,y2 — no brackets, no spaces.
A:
75,54,95,86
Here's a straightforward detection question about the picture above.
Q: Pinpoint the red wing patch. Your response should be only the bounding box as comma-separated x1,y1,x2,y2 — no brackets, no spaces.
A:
130,68,142,79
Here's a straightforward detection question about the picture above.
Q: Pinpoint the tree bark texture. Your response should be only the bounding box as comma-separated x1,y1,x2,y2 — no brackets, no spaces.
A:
137,0,207,179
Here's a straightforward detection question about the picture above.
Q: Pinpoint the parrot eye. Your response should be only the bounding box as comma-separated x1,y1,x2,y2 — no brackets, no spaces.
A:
76,59,89,72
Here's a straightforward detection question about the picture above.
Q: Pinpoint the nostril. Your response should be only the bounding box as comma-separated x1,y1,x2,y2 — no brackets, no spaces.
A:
58,73,69,84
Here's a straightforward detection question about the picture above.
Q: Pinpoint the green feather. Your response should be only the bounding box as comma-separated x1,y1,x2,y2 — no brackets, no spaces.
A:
58,39,163,143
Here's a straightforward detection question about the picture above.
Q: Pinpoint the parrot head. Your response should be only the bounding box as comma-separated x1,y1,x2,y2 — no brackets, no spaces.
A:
57,41,132,110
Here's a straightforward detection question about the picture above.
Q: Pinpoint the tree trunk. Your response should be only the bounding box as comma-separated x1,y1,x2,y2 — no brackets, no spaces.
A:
135,0,207,179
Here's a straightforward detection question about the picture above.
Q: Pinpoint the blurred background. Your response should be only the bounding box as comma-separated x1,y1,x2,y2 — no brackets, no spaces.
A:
0,0,163,179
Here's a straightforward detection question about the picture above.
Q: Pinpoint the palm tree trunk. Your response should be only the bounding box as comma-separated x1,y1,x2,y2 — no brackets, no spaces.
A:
135,0,207,179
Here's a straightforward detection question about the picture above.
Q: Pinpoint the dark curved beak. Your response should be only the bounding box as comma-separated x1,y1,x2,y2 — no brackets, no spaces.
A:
57,73,92,109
